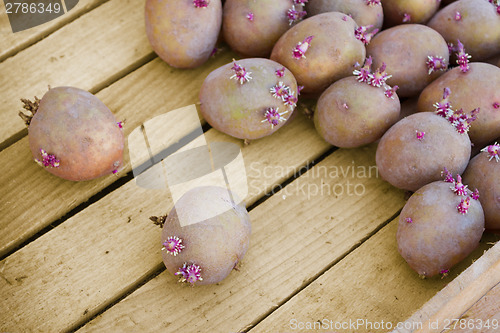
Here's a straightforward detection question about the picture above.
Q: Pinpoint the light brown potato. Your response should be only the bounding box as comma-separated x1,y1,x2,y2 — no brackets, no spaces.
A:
145,0,222,68
376,112,471,192
366,24,449,98
314,76,400,148
427,0,500,61
417,63,500,148
270,12,366,97
397,181,484,277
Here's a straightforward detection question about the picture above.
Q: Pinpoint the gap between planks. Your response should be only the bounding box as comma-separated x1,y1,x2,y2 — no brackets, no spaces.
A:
0,0,110,62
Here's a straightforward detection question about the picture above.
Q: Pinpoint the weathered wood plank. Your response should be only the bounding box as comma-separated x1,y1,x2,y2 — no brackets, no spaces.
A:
250,222,498,333
0,0,108,62
0,52,235,258
0,0,153,148
76,145,406,333
0,103,333,331
448,282,500,333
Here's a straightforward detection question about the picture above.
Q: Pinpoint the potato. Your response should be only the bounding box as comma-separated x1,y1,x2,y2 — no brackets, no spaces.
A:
427,0,500,61
199,58,298,140
25,87,124,181
397,180,484,278
462,142,500,231
376,112,471,192
417,63,500,148
161,186,251,285
270,11,366,97
305,0,384,31
382,0,440,26
222,0,298,57
145,0,222,68
366,24,449,98
314,76,400,148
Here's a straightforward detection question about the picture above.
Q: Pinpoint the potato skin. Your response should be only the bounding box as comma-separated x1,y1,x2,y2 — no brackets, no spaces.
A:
427,0,500,61
382,0,440,26
462,147,500,231
417,63,500,149
397,181,484,277
222,0,292,57
199,58,297,140
161,186,251,286
270,12,366,97
366,24,449,98
145,0,222,68
28,87,124,181
376,112,471,192
314,76,400,148
305,0,384,31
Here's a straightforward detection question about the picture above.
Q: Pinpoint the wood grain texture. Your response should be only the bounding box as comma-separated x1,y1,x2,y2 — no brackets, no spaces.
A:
394,241,500,333
78,145,407,333
0,107,332,332
449,282,500,333
0,0,108,62
0,52,237,258
251,222,498,333
0,0,153,147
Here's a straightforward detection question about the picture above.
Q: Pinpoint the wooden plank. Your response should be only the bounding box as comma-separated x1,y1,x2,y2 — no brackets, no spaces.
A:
0,52,235,258
0,0,108,62
0,103,333,332
394,241,500,333
75,145,407,332
448,282,500,333
0,0,154,148
250,222,498,333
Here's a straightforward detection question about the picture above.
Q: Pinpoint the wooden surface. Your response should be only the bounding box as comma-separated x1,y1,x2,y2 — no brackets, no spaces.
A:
1,1,498,332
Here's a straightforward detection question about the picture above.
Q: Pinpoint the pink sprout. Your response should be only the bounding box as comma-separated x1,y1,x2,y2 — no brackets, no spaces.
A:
471,189,480,200
342,103,349,110
440,269,449,276
246,12,254,21
416,131,425,141
293,36,314,59
287,5,306,25
193,0,209,8
493,102,499,109
489,0,500,14
112,169,118,174
294,0,308,4
370,62,392,87
450,108,479,134
454,11,462,20
270,81,290,100
402,13,411,22
261,107,288,128
354,25,379,45
455,40,471,73
297,85,304,95
36,149,60,168
283,92,298,108
451,174,469,196
275,67,285,78
384,85,399,99
230,60,252,84
457,196,471,215
366,0,381,5
353,56,373,83
441,167,455,183
433,87,453,118
210,47,218,57
162,236,185,256
117,121,124,129
481,142,500,162
175,263,203,284
405,217,413,223
426,55,447,75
